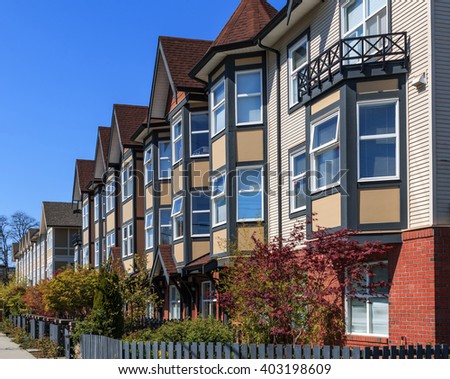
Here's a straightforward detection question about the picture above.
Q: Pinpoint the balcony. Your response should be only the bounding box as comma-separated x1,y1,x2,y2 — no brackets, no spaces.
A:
297,32,408,102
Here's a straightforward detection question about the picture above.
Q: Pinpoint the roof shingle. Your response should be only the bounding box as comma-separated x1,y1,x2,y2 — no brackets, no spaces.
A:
114,104,149,146
42,202,82,228
76,159,95,192
98,127,111,164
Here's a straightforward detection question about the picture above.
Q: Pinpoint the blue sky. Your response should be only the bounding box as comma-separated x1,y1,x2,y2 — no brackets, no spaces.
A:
0,0,286,223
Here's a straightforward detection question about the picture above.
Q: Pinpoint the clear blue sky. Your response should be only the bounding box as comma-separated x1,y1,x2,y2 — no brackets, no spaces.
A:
0,0,286,223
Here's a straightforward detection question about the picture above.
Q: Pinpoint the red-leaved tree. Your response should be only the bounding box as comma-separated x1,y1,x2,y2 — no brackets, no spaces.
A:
219,224,389,346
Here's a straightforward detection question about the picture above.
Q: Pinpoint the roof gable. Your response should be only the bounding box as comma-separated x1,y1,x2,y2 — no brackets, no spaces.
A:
114,104,148,146
42,202,82,228
94,127,111,179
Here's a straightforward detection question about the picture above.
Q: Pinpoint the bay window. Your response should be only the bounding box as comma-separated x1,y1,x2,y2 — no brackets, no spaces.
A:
236,69,263,125
191,113,209,157
358,99,399,181
122,224,133,258
192,193,210,237
145,211,154,249
106,181,115,213
82,203,89,230
122,163,133,201
290,149,307,213
172,118,183,164
106,232,115,260
211,173,226,227
82,245,89,267
347,262,389,336
169,285,181,320
201,281,216,319
159,209,172,245
94,240,99,267
94,194,99,221
211,80,225,136
159,141,171,179
288,35,309,106
310,112,340,190
172,196,184,240
237,167,263,222
145,146,153,184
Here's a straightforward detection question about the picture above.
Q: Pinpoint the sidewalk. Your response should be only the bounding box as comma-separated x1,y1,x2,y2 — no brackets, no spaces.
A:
0,332,36,359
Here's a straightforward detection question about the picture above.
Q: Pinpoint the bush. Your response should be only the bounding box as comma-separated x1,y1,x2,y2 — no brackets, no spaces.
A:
10,327,33,349
0,281,26,317
35,337,61,358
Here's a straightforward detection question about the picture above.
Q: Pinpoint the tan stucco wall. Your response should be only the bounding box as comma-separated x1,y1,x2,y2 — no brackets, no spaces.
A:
173,164,184,194
212,229,227,255
160,183,172,205
356,79,399,94
124,259,133,274
191,160,210,188
212,135,226,171
174,242,184,264
145,186,153,210
236,130,264,162
235,56,262,66
192,240,210,260
311,89,340,115
146,251,154,271
237,226,264,252
106,212,115,233
359,188,401,224
312,193,341,231
122,200,133,223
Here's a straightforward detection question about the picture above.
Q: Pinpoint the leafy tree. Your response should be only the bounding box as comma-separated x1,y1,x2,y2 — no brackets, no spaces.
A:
220,224,389,346
22,280,55,317
0,216,10,283
0,279,26,316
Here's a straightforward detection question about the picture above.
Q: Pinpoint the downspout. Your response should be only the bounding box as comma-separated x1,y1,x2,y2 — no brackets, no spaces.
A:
257,40,283,241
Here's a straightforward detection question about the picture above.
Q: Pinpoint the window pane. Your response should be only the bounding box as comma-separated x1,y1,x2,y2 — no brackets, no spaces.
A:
360,138,396,178
213,82,225,105
370,264,389,295
160,159,171,178
191,113,209,132
238,191,263,220
160,142,171,159
367,8,387,36
294,178,306,210
360,103,396,136
173,121,182,139
237,96,262,124
237,72,261,95
212,175,225,196
292,43,307,71
344,0,363,34
350,298,367,334
214,197,226,224
312,115,338,149
367,0,386,17
192,193,210,211
191,132,209,156
160,210,171,226
172,198,183,216
316,146,339,188
160,227,172,245
174,140,182,162
214,104,225,133
174,216,183,238
238,169,262,192
145,149,151,163
146,213,153,228
370,297,388,335
192,212,210,235
146,162,153,183
293,152,306,176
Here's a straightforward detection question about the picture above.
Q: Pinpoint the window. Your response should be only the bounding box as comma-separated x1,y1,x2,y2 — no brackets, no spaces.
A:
106,181,115,213
82,245,89,267
106,232,115,260
172,197,184,240
94,194,99,222
144,146,153,184
145,211,154,249
358,100,399,181
310,112,340,190
159,141,172,179
122,224,133,258
169,285,181,320
122,163,133,201
94,240,100,267
347,262,389,336
192,193,210,237
290,149,307,213
47,229,53,250
190,113,209,157
82,203,89,229
236,70,263,125
201,281,216,319
172,118,183,164
211,80,225,136
159,209,172,245
288,36,309,106
237,167,263,221
211,173,226,227
101,191,106,219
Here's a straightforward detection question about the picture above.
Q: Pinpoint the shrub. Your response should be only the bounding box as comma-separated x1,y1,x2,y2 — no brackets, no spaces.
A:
35,337,61,358
0,281,26,317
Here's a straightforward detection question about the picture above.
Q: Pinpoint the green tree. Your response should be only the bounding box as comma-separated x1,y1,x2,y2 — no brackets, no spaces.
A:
0,279,26,316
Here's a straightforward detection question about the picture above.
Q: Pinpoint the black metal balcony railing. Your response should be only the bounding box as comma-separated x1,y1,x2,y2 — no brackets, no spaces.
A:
297,32,408,100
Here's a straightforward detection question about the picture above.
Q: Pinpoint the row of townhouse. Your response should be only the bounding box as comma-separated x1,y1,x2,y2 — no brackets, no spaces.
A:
14,202,81,285
17,0,450,346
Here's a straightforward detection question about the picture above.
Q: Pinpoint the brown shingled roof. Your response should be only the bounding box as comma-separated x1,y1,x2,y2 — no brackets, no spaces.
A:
211,0,278,48
98,127,111,164
159,36,212,90
76,159,95,192
42,202,82,228
114,104,149,146
160,245,177,275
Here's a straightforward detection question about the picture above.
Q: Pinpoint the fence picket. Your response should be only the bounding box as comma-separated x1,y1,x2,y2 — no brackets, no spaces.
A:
407,345,415,359
285,345,293,359
250,344,257,359
258,344,266,359
267,344,274,359
352,347,361,359
304,345,311,359
241,344,248,359
152,342,158,360
425,345,432,359
443,344,449,359
276,345,284,359
390,346,397,359
224,343,231,359
124,341,130,359
342,346,350,359
332,346,340,359
145,342,151,359
207,342,214,359
191,342,198,359
183,342,190,359
176,342,182,359
199,342,206,359
399,346,406,359
216,342,223,359
417,345,424,359
323,346,331,359
168,342,174,359
373,346,380,359
435,345,442,359
382,346,389,359
313,346,321,359
233,343,240,359
294,345,302,359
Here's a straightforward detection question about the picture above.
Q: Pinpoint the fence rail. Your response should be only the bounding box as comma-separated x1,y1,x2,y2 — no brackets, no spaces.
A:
80,334,450,360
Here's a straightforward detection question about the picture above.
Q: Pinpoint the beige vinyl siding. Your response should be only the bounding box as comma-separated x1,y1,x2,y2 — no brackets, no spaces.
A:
392,0,432,228
267,1,339,239
433,0,450,225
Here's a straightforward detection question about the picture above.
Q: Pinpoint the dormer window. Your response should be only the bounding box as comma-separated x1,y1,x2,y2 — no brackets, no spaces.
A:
211,79,225,136
235,70,263,125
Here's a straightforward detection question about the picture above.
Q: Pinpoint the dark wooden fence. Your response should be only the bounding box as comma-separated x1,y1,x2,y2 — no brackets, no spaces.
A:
79,334,450,360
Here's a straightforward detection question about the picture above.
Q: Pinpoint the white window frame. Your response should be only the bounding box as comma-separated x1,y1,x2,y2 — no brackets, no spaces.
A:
145,211,154,250
288,35,309,107
190,112,209,158
201,281,216,319
47,229,53,251
101,191,106,219
191,193,211,237
346,261,389,337
82,245,89,267
158,140,171,179
235,69,263,126
290,148,307,213
169,285,181,320
211,79,226,137
171,196,184,241
159,208,172,245
122,163,133,201
82,203,89,230
122,223,133,258
106,232,115,260
144,146,153,185
94,194,99,222
94,240,100,267
211,172,227,227
357,98,399,182
310,111,341,192
172,117,183,165
106,181,115,213
236,166,264,222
